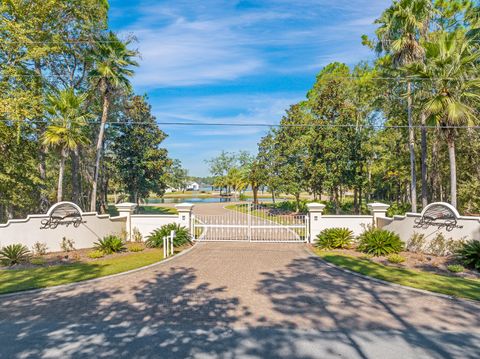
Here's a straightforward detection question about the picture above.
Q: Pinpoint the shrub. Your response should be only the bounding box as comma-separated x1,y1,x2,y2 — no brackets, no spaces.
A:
387,254,406,264
456,240,480,271
87,250,105,259
30,257,46,265
0,244,31,266
127,243,144,252
315,228,354,250
146,223,191,248
447,264,465,273
426,233,448,256
357,228,404,256
94,235,125,254
132,227,143,243
32,242,48,256
406,232,425,253
60,237,75,252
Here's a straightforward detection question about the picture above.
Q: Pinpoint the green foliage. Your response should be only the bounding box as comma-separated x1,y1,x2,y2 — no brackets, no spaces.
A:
60,237,75,253
357,228,404,256
32,242,48,256
111,95,170,202
386,203,411,217
30,257,46,266
456,240,480,271
387,254,406,264
447,264,465,273
127,243,144,252
87,250,105,259
146,223,191,248
94,235,126,254
407,232,426,253
315,228,354,250
0,244,31,266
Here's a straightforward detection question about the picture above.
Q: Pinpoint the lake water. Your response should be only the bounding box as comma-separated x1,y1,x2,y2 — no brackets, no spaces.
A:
146,197,277,204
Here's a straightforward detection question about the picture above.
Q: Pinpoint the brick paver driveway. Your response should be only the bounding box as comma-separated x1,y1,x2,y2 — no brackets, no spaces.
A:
1,242,479,358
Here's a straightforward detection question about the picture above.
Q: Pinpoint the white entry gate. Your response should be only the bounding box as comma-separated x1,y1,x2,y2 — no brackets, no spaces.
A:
192,203,308,242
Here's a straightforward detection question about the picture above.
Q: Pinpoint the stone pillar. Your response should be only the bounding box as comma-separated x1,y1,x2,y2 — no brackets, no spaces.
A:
115,202,137,241
175,203,194,231
306,203,326,243
367,202,390,227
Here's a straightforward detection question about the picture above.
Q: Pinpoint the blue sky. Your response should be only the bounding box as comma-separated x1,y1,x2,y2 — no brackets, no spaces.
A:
108,0,390,176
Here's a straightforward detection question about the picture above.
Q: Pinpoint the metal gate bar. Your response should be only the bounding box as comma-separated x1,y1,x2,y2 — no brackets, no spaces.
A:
193,203,307,242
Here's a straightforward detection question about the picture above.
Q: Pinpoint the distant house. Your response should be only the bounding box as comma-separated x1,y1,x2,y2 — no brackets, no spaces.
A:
186,181,200,191
165,185,178,193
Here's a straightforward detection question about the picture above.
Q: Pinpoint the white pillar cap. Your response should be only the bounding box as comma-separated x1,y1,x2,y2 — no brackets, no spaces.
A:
367,202,390,212
115,202,137,211
175,203,194,212
306,203,326,212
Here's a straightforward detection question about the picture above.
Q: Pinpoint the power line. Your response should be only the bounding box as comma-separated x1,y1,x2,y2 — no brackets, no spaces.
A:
2,118,480,130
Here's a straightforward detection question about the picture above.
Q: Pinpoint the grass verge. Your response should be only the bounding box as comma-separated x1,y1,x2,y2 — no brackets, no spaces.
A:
0,249,165,295
314,249,480,301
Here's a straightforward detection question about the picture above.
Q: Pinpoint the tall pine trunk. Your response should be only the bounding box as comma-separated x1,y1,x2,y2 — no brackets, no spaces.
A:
90,94,110,211
57,148,66,203
446,132,457,208
407,81,417,212
420,112,428,208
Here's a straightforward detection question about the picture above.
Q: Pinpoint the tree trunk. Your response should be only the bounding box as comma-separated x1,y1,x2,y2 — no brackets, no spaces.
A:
431,130,440,202
271,191,276,204
407,81,417,212
90,94,110,211
353,187,358,215
252,185,259,204
71,147,81,205
447,132,457,208
295,193,300,213
420,112,428,208
57,148,66,203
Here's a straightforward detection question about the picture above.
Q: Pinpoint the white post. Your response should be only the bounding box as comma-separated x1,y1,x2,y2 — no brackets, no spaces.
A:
115,202,137,241
170,230,175,256
306,203,326,243
163,236,167,258
175,203,194,232
367,202,390,227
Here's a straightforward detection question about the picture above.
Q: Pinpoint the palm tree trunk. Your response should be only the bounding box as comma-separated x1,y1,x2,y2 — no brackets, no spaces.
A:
446,132,457,208
252,185,258,204
420,112,428,208
71,147,81,205
90,94,110,211
57,148,66,203
407,81,417,212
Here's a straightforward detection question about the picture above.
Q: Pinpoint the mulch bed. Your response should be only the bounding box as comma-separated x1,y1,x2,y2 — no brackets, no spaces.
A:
321,247,480,280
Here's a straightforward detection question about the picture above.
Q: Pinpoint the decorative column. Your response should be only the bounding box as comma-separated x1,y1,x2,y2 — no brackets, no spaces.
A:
175,203,194,231
115,202,137,241
306,203,326,243
367,202,390,227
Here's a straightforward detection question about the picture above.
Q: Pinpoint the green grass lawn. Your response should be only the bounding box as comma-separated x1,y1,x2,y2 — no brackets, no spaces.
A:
0,249,166,295
314,249,480,301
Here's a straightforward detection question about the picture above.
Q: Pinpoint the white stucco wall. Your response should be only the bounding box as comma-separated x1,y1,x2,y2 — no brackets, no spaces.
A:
131,215,179,238
0,213,126,252
309,215,373,241
379,213,480,242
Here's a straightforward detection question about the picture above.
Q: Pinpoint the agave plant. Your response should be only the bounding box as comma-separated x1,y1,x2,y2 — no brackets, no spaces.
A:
456,240,480,271
94,235,126,254
146,223,191,248
0,244,31,266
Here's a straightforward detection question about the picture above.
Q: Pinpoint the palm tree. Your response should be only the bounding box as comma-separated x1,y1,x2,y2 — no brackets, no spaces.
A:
409,30,480,208
44,88,91,203
89,32,138,211
374,0,433,212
